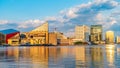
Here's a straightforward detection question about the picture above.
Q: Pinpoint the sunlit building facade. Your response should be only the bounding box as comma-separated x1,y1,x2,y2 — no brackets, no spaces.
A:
49,32,72,45
56,32,67,40
49,32,57,45
0,29,20,45
105,31,114,44
75,25,89,42
8,33,20,45
116,36,120,44
21,22,49,45
56,32,73,45
90,25,102,44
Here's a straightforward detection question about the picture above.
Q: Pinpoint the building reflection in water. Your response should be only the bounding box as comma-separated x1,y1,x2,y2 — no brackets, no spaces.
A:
90,46,104,68
116,46,120,68
0,45,117,68
7,47,19,61
48,47,60,65
105,45,115,68
75,46,88,68
2,46,76,68
55,46,76,68
117,47,120,56
6,46,49,68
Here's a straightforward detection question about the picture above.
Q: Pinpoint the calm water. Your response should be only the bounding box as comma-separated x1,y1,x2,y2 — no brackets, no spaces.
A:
0,45,120,68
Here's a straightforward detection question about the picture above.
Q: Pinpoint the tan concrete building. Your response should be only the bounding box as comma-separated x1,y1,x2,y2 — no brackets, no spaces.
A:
49,32,57,45
56,32,67,39
75,25,89,42
48,32,73,45
60,39,73,45
56,32,73,45
105,31,114,44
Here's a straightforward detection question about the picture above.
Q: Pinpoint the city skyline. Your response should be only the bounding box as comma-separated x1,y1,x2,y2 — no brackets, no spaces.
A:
0,0,120,37
1,0,120,68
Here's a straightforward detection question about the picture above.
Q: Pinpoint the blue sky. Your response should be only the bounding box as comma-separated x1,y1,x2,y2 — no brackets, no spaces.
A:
0,0,89,20
0,0,120,37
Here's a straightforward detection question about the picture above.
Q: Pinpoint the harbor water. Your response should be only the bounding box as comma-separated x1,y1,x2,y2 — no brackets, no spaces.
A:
0,45,120,68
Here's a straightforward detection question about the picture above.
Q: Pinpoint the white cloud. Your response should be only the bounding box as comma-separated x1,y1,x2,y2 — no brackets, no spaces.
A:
16,0,119,36
0,0,119,36
0,20,9,25
64,29,75,37
18,19,45,28
109,17,117,25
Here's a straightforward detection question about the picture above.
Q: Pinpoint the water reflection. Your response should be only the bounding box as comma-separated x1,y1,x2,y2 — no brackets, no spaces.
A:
105,45,115,68
0,45,119,68
75,46,88,68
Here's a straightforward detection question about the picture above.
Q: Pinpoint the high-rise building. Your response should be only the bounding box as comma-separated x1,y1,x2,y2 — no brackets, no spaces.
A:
90,25,102,44
116,36,120,44
75,25,89,42
105,31,114,44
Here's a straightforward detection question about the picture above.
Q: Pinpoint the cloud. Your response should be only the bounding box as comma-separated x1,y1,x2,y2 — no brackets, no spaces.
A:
64,29,75,37
0,20,19,30
18,19,45,28
111,11,120,17
16,0,120,36
0,20,9,25
0,0,119,36
47,0,119,35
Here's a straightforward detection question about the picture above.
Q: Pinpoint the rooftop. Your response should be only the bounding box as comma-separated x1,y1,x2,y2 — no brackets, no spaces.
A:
0,29,19,34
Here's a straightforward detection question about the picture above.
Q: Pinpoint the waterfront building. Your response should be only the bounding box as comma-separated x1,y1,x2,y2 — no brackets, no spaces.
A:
59,38,73,45
56,32,67,40
116,36,120,44
49,31,73,45
21,22,49,45
75,25,89,42
49,32,57,45
8,33,20,45
56,32,73,45
0,29,20,45
90,25,102,44
105,31,114,44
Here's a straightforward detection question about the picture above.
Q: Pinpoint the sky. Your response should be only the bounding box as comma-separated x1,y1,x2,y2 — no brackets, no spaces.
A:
0,0,120,37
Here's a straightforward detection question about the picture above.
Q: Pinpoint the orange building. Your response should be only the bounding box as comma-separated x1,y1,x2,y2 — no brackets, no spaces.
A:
49,32,57,45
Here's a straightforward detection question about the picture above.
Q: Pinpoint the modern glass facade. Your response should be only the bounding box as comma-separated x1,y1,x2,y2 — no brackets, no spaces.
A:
90,25,102,44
